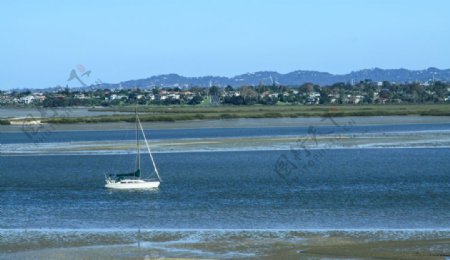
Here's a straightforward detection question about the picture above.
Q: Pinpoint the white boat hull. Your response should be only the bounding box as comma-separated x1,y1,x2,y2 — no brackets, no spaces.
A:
105,179,160,190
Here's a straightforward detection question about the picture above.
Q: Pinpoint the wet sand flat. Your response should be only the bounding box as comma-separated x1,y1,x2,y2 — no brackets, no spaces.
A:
2,130,450,155
1,230,449,259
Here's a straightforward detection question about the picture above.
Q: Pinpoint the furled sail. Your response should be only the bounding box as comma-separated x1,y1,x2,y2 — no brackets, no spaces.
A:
112,169,141,180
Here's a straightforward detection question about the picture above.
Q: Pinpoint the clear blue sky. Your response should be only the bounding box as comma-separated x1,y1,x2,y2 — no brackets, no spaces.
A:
1,0,450,89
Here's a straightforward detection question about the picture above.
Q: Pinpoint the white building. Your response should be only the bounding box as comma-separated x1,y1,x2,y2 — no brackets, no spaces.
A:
351,95,364,104
109,94,128,100
74,94,89,99
20,95,35,104
167,93,180,99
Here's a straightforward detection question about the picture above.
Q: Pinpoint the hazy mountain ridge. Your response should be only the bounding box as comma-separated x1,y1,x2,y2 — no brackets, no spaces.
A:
9,68,450,92
109,68,450,89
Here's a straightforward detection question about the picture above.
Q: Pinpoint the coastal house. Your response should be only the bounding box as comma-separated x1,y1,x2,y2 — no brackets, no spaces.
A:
0,95,14,104
373,91,379,99
305,93,321,105
20,95,35,104
224,91,240,97
74,94,89,100
181,91,195,100
305,92,321,104
167,93,180,100
309,92,321,99
34,94,46,102
305,97,319,105
328,94,339,104
350,95,363,104
109,94,128,101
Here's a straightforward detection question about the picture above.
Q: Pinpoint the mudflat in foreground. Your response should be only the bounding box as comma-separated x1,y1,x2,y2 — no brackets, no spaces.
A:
1,230,448,259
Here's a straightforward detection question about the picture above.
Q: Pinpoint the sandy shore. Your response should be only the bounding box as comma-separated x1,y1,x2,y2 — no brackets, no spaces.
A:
2,130,450,155
1,229,449,259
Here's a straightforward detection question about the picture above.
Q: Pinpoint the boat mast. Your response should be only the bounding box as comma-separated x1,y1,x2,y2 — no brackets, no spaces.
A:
136,107,140,171
137,115,162,182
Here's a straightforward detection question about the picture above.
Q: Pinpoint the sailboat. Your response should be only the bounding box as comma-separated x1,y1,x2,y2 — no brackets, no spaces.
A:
105,110,162,189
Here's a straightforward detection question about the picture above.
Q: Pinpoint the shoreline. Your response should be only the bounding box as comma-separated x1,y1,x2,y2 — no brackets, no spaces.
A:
1,229,449,259
2,130,450,155
2,115,450,132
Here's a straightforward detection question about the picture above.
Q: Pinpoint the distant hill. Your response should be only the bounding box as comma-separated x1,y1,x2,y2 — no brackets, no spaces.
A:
103,67,450,89
12,68,450,92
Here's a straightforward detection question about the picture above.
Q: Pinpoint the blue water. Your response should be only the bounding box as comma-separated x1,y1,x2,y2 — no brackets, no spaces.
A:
1,148,449,230
2,123,450,144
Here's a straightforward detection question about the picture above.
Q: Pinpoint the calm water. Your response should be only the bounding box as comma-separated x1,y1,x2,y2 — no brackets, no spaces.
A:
1,148,449,230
